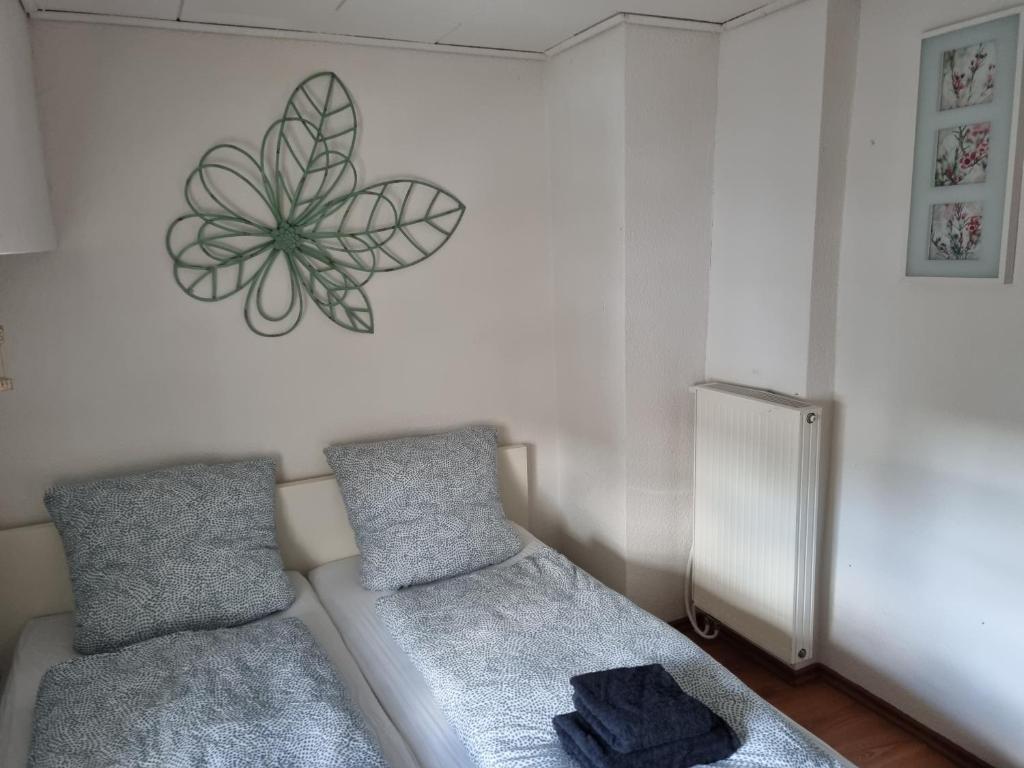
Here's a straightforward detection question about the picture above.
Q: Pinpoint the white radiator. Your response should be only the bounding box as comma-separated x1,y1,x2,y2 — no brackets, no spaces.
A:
691,382,823,666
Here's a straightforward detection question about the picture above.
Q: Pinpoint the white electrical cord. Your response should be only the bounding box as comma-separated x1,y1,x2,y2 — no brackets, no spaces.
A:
684,540,718,639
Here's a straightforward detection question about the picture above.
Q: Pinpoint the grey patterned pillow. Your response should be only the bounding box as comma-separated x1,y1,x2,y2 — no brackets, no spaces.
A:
45,459,295,654
324,426,523,590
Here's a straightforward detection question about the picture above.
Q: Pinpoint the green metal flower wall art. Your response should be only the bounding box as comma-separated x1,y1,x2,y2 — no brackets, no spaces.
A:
166,72,466,336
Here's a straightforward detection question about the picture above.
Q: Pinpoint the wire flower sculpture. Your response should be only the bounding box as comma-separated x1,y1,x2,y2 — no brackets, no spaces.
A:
166,72,466,336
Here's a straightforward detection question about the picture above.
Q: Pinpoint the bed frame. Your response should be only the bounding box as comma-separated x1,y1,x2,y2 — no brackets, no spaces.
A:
0,444,530,673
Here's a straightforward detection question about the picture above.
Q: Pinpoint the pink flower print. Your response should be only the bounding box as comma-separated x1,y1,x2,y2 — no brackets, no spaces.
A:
952,71,966,96
934,122,990,186
942,42,996,110
930,202,983,260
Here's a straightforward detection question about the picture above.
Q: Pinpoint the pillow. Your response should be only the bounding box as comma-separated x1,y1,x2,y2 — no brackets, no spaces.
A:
324,426,523,590
44,458,295,654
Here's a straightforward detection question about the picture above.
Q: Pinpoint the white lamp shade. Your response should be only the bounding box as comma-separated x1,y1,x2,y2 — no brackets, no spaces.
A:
0,0,56,255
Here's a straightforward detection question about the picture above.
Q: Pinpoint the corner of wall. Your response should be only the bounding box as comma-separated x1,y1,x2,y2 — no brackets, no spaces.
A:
543,24,629,594
806,0,860,402
544,21,718,616
806,0,860,667
705,0,829,396
621,22,719,620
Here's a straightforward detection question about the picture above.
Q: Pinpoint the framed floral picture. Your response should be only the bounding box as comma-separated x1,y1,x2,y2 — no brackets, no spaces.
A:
906,8,1024,280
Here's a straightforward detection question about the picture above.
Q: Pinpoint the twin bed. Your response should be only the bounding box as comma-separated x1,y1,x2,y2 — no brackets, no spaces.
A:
0,434,853,768
0,572,420,768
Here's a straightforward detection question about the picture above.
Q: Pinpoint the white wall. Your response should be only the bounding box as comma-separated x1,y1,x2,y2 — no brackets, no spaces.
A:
827,2,1024,765
8,14,1018,763
706,0,829,397
0,15,716,623
806,0,858,402
1,15,716,622
0,22,559,531
704,0,1023,761
546,23,717,616
623,24,717,619
545,26,629,590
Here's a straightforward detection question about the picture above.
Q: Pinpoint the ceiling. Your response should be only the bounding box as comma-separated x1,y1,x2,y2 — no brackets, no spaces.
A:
23,0,776,55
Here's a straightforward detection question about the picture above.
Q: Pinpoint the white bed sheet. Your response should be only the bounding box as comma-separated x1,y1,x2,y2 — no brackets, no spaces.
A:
310,525,548,768
310,524,856,768
0,571,421,768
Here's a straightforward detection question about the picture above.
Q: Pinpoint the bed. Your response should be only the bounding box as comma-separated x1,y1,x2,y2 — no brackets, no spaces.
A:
0,571,421,768
0,445,530,768
0,442,852,768
310,524,856,768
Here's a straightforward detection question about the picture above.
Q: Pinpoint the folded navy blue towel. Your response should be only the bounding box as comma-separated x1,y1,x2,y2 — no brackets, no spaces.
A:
570,664,717,751
553,711,740,768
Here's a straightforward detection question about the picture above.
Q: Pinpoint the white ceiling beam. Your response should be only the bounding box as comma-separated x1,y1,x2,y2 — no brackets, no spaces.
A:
544,12,718,58
722,0,808,30
620,12,719,33
26,9,547,59
543,13,620,58
27,0,812,60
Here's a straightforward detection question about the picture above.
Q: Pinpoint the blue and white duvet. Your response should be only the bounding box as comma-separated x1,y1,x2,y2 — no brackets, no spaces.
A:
28,617,388,768
376,545,846,768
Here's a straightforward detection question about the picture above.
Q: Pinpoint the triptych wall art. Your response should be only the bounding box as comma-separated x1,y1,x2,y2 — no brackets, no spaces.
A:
907,9,1024,281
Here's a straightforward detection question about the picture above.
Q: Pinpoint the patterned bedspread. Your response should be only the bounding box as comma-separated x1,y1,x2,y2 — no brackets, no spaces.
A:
28,617,388,768
376,546,845,768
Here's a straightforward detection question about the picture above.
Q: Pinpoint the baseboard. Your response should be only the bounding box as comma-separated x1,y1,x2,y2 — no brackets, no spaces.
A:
670,617,996,768
815,667,997,768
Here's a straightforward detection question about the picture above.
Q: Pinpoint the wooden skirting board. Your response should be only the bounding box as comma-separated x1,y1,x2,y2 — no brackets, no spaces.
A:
670,617,996,768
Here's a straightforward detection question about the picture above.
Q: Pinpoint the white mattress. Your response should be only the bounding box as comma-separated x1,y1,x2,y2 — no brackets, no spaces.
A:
0,571,421,768
310,525,855,768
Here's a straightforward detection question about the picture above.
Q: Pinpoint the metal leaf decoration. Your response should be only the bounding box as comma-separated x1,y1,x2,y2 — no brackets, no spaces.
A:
167,72,466,336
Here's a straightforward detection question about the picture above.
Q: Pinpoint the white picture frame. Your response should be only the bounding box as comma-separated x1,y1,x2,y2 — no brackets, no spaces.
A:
905,7,1024,283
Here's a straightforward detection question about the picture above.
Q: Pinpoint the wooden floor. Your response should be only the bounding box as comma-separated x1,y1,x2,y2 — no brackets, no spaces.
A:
681,630,959,768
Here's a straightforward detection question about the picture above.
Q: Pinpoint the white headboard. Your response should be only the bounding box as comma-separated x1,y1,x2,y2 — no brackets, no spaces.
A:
0,444,529,672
